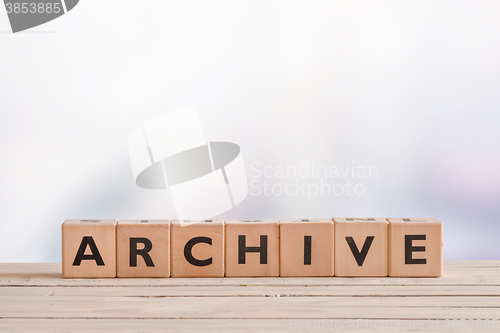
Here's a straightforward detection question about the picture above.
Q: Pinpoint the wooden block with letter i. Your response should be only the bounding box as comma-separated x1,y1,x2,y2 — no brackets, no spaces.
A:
170,219,224,277
62,219,117,278
225,220,279,277
116,219,170,278
333,217,388,277
388,218,443,277
279,219,334,277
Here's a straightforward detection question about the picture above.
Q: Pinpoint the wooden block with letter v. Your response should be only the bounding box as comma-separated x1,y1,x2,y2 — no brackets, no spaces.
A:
170,219,224,277
62,219,117,278
225,220,279,277
116,219,170,278
279,219,334,277
388,218,443,277
333,217,388,277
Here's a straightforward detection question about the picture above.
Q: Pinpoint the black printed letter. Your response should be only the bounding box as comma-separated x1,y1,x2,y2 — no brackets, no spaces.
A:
130,237,154,267
238,235,267,264
184,236,213,267
73,236,105,266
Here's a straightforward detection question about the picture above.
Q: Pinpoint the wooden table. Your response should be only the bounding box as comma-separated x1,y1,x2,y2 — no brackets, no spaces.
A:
0,261,499,332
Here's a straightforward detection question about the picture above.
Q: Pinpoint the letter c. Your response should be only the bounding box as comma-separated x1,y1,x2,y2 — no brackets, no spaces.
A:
184,236,213,267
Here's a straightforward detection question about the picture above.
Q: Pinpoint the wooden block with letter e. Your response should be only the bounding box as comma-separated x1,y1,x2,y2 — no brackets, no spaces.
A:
388,218,443,277
279,219,334,277
170,219,224,277
62,219,117,278
225,220,279,277
116,219,170,278
333,217,388,277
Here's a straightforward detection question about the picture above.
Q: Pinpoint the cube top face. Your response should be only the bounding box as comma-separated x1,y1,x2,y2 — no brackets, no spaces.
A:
170,220,224,277
118,219,170,225
225,219,278,224
387,218,441,225
225,220,279,277
335,219,388,277
63,219,117,225
171,219,223,226
388,218,443,277
280,220,334,277
333,217,386,223
280,219,332,224
116,221,170,278
62,219,117,278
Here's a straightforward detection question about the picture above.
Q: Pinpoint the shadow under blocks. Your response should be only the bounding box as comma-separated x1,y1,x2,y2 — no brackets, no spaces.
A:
61,218,443,278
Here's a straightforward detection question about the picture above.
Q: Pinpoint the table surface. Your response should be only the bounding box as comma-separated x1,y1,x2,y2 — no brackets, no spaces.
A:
0,261,499,332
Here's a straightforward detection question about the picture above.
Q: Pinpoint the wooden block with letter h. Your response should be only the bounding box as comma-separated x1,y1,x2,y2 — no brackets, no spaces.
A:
388,218,443,277
116,219,170,278
170,219,224,277
225,220,279,277
62,219,117,278
279,219,334,277
333,217,388,277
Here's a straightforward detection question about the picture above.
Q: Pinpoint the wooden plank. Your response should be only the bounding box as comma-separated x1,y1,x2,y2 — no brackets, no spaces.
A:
0,296,498,319
0,318,497,333
1,285,500,297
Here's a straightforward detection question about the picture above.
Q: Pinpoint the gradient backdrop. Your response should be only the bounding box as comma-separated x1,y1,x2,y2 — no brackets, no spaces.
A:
1,0,499,262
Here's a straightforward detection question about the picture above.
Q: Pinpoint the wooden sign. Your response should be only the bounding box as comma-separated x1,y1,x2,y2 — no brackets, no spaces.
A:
61,218,443,278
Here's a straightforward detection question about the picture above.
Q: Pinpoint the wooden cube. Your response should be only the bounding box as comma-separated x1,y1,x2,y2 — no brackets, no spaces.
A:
388,218,443,277
170,219,224,277
333,217,388,277
116,219,170,278
279,219,334,277
62,219,117,278
225,220,279,277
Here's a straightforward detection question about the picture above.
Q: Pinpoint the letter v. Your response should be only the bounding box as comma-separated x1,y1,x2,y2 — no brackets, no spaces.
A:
345,236,375,266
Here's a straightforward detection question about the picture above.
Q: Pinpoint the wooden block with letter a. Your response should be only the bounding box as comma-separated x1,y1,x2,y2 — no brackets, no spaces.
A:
333,217,388,277
279,219,334,277
170,219,224,277
116,219,170,278
62,219,117,278
388,218,443,277
225,220,279,277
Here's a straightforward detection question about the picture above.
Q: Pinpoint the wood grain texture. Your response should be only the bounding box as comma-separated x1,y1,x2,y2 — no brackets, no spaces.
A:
279,219,334,277
61,219,117,278
0,261,499,332
225,220,279,277
333,217,388,277
388,218,443,277
116,220,170,278
170,220,224,277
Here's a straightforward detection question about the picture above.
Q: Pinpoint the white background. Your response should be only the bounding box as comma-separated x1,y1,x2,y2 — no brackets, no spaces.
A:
1,0,499,262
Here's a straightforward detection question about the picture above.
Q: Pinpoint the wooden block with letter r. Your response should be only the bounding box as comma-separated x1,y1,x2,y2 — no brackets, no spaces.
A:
170,219,224,277
388,218,443,277
225,220,279,277
279,219,334,277
62,219,117,278
333,217,388,277
116,219,170,278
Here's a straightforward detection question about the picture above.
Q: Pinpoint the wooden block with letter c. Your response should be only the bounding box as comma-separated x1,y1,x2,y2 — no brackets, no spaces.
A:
170,219,224,277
